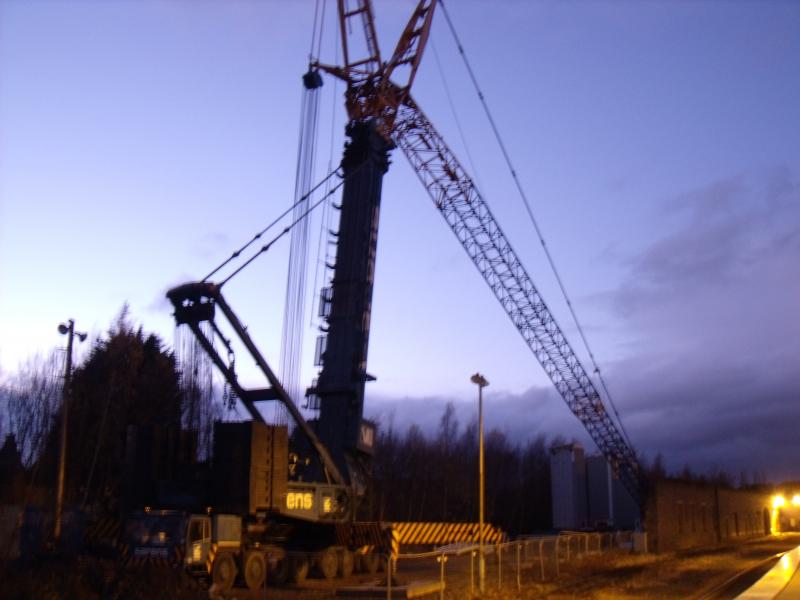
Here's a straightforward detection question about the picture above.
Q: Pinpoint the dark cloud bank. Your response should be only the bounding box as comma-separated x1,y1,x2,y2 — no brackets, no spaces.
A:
367,168,800,483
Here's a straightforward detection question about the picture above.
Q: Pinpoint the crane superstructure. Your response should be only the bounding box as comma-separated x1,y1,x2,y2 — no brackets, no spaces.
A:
315,0,647,508
162,0,645,591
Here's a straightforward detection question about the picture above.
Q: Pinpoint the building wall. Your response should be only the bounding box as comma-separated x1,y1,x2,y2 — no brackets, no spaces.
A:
573,446,587,527
550,445,639,530
645,479,771,552
587,456,612,525
612,474,640,530
550,444,587,529
717,488,770,541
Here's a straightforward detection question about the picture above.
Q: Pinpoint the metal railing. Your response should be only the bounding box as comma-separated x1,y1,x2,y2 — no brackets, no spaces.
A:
385,530,641,599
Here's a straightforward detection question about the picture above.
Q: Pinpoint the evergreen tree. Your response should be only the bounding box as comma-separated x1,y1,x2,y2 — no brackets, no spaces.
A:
40,306,183,509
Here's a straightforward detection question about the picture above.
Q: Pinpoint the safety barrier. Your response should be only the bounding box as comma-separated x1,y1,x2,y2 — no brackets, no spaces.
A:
384,530,642,599
390,521,505,558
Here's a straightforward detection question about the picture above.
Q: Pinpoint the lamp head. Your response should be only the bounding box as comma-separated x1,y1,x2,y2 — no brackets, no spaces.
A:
77,332,88,342
470,373,489,387
58,323,69,335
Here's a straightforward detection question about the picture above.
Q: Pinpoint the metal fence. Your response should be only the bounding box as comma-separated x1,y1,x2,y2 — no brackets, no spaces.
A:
386,531,642,599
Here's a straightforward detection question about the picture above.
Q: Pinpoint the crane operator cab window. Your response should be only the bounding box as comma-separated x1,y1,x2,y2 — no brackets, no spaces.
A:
185,515,211,570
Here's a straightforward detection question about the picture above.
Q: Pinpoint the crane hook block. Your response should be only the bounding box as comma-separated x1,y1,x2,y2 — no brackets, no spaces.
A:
303,69,323,90
166,281,217,325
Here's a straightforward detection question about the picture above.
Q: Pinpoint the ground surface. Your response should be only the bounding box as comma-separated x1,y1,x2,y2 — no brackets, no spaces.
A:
3,534,799,599
433,534,800,600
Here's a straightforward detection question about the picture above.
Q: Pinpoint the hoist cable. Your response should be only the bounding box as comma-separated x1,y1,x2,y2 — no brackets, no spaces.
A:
280,62,324,421
219,165,358,288
430,38,483,194
438,0,635,451
311,11,340,329
203,168,340,283
315,0,328,63
309,0,323,63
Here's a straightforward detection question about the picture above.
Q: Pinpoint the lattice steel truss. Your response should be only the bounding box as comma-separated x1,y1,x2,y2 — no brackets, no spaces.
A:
393,96,646,507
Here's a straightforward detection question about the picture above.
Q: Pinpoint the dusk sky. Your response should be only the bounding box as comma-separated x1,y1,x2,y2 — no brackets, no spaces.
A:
1,1,798,481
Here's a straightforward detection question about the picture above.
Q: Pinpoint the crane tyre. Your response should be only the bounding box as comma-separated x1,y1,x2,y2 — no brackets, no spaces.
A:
316,547,338,580
362,551,380,575
353,552,363,573
244,551,266,590
339,549,354,578
211,552,237,591
268,556,289,586
291,554,310,583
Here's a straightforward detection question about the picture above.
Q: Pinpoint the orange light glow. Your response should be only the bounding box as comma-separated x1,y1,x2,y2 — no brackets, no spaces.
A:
791,494,800,506
771,495,785,534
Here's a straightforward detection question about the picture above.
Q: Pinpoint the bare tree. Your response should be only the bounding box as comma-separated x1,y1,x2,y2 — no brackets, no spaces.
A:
369,405,556,535
437,402,459,520
4,351,63,467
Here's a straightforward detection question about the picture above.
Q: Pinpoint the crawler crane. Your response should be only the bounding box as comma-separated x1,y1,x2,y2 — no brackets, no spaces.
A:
163,0,646,591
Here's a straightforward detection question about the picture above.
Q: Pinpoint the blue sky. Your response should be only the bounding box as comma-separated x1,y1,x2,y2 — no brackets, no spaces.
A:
1,1,798,480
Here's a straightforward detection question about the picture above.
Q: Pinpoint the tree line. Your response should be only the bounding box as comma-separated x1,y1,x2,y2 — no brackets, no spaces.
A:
365,403,555,535
1,307,755,531
0,307,219,510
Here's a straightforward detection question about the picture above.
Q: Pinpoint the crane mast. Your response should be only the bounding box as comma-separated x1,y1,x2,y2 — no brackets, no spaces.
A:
310,0,437,494
310,121,391,494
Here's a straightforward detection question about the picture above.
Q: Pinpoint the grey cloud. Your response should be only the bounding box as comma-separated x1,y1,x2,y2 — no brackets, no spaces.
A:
365,169,800,483
602,167,800,480
365,385,589,448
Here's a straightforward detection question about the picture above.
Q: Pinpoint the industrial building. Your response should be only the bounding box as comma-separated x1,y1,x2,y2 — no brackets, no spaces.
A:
550,443,775,552
550,443,639,530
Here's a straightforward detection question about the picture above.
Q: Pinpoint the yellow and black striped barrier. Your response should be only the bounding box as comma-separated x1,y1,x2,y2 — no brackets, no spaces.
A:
206,542,217,574
84,516,121,549
390,521,506,557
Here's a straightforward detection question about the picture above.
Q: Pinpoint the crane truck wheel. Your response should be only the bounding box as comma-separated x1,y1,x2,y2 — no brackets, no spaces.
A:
362,551,381,575
211,552,237,591
268,557,289,586
291,554,310,583
339,549,354,578
244,551,267,591
316,547,339,580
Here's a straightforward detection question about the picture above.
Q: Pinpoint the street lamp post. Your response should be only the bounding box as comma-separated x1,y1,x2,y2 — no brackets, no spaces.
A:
470,372,489,594
54,319,86,546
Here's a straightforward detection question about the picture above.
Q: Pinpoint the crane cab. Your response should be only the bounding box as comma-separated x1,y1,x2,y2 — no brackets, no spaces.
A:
184,514,241,575
184,514,211,573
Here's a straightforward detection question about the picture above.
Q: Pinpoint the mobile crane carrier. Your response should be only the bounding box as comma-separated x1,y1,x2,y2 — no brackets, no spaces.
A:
158,0,646,592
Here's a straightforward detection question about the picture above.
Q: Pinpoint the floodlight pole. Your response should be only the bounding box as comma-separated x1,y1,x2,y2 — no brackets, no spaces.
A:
54,319,84,546
471,372,489,594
